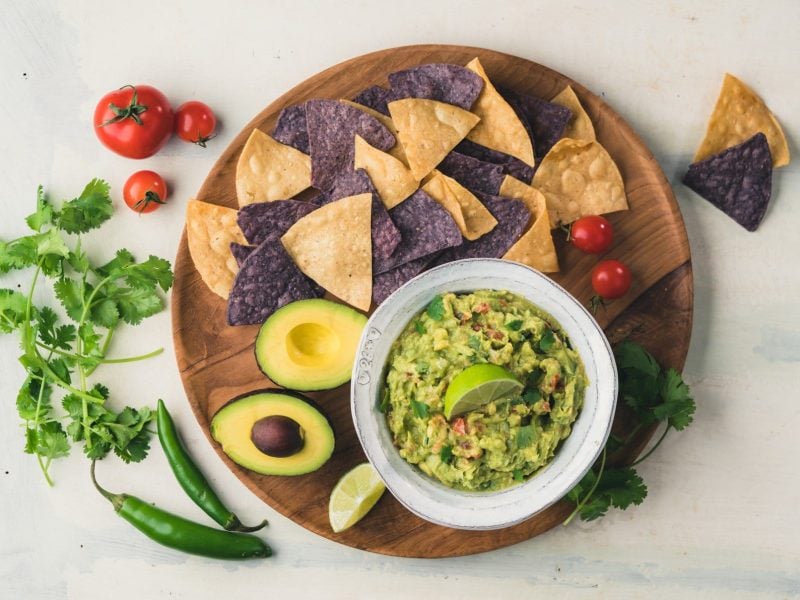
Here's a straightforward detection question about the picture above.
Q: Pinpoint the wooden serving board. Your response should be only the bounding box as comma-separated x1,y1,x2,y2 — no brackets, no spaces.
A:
172,45,692,558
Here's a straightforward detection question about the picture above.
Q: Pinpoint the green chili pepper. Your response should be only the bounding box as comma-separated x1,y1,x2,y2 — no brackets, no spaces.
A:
156,399,267,532
91,461,271,560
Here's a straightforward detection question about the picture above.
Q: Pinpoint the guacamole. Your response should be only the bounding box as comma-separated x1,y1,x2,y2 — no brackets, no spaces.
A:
382,290,587,492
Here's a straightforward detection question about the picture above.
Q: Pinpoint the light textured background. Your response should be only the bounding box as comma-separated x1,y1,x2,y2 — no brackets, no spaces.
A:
1,1,799,598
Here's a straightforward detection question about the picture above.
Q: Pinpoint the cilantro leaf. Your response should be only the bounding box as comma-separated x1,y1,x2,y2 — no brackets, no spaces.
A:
53,277,85,321
36,307,76,350
654,368,695,430
113,285,164,325
538,329,556,352
410,398,430,419
416,360,429,375
56,179,113,234
16,373,52,421
515,424,536,449
513,469,524,482
0,288,27,333
90,298,119,328
426,295,445,321
506,319,523,331
27,421,70,460
468,335,482,351
522,389,541,405
121,255,174,292
439,445,453,464
414,320,425,335
0,236,38,273
25,186,53,232
578,468,647,521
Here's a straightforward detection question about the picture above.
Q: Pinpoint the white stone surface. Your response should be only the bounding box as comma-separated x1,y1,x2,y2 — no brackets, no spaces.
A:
0,1,798,598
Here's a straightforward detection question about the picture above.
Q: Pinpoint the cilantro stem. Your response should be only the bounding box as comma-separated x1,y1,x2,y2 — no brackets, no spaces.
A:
34,341,163,364
629,425,670,467
563,448,607,526
33,351,56,487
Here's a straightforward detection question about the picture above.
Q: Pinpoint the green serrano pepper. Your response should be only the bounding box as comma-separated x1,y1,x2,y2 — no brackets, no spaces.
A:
156,399,267,532
91,461,271,560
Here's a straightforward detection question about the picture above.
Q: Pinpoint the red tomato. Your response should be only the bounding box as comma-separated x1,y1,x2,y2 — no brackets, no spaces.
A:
174,101,217,147
591,260,632,300
570,215,614,254
94,85,173,159
123,170,168,214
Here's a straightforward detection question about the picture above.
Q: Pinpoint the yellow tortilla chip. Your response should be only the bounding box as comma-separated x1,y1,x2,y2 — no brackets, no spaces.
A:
532,138,627,227
552,85,596,142
354,135,418,209
694,73,789,167
341,99,408,165
281,193,372,311
388,98,480,181
465,57,535,166
498,177,559,273
185,200,247,299
236,129,311,207
422,171,497,241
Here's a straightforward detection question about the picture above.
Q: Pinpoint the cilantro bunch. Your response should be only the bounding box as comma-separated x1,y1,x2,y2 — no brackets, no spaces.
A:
564,340,695,523
0,180,173,485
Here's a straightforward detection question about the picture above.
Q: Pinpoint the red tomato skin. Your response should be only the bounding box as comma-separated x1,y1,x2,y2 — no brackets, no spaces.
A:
93,85,173,159
591,259,632,300
123,170,168,214
174,101,217,146
571,215,614,254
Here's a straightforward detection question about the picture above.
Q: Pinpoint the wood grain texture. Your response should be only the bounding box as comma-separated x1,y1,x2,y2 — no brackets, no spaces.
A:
171,45,693,558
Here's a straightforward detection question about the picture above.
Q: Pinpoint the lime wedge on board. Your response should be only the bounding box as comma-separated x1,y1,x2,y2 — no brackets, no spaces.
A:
443,364,523,419
329,463,386,533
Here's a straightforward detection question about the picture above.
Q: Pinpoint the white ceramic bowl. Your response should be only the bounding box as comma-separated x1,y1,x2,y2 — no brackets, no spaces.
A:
351,259,617,530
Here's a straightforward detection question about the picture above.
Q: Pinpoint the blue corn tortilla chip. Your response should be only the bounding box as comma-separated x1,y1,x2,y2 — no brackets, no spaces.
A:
318,169,402,259
501,87,572,160
682,132,772,232
432,194,530,265
230,242,255,267
227,239,324,326
352,85,396,116
237,199,319,245
455,139,535,183
437,151,505,195
272,104,309,154
305,99,395,192
373,252,440,305
373,189,462,275
388,63,484,110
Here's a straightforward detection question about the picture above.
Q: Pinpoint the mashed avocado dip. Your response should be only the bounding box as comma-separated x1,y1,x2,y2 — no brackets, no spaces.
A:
382,290,587,492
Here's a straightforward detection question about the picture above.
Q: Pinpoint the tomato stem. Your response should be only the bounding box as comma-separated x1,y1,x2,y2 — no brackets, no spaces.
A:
134,191,166,213
193,133,216,148
102,85,148,127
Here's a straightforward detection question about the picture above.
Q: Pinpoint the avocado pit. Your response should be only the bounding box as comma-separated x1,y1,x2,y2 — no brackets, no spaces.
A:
251,415,304,458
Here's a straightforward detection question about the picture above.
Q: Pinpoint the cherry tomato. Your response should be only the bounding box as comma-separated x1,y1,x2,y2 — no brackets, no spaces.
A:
94,85,173,159
570,215,614,254
123,170,168,214
591,259,632,300
175,101,217,147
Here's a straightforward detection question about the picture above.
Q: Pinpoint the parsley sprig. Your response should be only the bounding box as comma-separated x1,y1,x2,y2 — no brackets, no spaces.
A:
564,340,695,523
0,180,173,485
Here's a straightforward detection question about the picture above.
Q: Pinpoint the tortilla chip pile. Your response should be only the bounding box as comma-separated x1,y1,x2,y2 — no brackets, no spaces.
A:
187,59,631,323
683,74,789,231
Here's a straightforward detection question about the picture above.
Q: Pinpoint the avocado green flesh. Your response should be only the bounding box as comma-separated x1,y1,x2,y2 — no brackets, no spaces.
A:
255,298,367,391
211,391,335,476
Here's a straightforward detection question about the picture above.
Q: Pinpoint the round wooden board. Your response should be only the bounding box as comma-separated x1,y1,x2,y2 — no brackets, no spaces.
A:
172,45,693,558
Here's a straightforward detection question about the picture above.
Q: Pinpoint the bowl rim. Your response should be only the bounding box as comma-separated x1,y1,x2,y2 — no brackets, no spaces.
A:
351,258,617,530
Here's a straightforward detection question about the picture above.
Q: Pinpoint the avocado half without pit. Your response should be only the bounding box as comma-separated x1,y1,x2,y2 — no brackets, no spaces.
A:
211,390,335,476
255,298,367,391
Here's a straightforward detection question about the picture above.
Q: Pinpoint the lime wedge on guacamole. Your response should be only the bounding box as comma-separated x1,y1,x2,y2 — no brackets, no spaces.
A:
329,463,386,533
444,364,523,419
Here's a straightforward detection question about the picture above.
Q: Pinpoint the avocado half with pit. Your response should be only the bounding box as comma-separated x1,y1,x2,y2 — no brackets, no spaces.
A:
211,390,335,476
255,298,367,391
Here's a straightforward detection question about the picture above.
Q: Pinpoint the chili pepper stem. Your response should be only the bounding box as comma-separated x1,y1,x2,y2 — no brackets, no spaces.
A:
90,461,126,512
227,516,269,533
